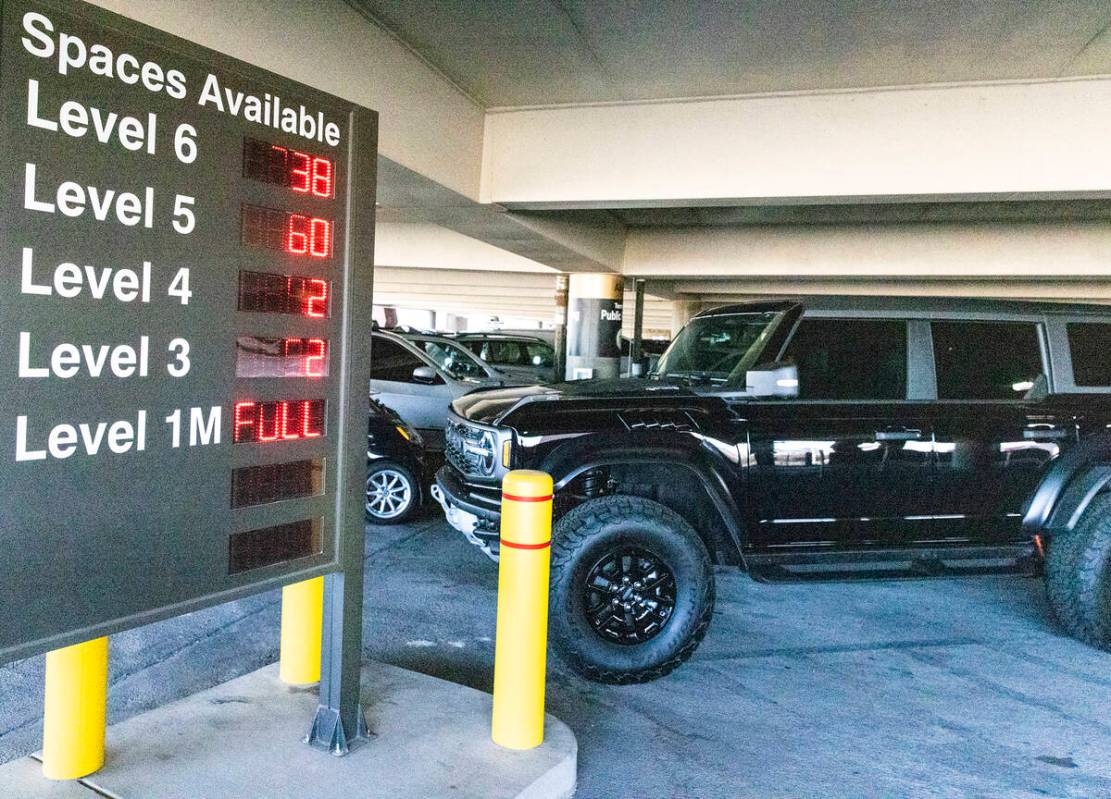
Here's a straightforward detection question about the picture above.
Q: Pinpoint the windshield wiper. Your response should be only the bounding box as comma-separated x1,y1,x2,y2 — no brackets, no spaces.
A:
661,371,723,386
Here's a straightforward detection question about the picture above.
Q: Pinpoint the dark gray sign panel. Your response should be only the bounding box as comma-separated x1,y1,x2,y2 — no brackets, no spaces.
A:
0,0,377,666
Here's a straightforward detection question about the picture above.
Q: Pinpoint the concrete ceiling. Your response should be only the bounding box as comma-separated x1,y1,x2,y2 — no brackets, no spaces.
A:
349,1,1111,107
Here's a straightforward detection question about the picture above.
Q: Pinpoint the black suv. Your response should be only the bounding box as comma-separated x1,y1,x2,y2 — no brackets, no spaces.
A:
433,298,1111,683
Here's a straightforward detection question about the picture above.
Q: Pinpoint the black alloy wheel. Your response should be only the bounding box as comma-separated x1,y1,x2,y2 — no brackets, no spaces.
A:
583,547,676,645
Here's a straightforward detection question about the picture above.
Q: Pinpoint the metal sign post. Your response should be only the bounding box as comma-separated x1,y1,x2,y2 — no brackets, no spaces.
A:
0,0,377,750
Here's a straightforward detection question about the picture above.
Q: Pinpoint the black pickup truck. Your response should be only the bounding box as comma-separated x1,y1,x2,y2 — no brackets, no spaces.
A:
432,298,1111,683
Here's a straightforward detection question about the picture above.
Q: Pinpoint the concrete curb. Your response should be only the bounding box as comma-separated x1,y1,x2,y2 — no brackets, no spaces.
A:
0,661,577,799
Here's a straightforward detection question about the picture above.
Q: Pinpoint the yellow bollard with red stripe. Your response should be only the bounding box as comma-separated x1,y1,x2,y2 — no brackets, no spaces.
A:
279,576,324,685
491,470,554,750
42,637,108,780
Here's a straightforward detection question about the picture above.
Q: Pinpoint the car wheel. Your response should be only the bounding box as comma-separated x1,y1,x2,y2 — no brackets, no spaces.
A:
1045,494,1111,648
365,462,418,524
549,495,714,684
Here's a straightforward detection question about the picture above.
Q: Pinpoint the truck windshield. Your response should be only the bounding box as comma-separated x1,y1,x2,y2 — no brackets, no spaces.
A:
653,311,780,386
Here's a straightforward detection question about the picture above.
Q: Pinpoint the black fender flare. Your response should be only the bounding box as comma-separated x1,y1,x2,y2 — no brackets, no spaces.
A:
538,431,747,562
1023,432,1111,537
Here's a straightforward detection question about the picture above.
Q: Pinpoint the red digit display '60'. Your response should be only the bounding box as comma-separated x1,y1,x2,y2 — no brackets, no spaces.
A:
241,205,335,261
286,214,332,258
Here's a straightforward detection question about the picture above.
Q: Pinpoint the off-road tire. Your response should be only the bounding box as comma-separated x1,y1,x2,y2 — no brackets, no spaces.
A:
1045,494,1111,648
549,495,714,684
1045,526,1089,638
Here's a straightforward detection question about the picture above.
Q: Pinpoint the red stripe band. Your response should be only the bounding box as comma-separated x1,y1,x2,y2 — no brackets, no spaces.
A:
501,539,551,550
502,493,553,503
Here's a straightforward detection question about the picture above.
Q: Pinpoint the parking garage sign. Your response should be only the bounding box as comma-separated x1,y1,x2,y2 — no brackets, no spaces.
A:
0,0,377,663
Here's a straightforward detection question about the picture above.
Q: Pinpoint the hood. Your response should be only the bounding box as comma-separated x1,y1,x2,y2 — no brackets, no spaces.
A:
450,377,691,425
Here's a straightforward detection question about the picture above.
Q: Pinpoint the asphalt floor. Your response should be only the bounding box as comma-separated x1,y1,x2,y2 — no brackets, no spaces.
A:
3,507,1111,798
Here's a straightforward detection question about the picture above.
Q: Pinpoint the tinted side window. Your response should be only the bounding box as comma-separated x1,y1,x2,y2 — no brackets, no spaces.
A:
526,341,554,367
370,338,423,382
485,341,527,366
782,319,907,400
932,321,1043,400
1067,323,1111,387
413,340,487,380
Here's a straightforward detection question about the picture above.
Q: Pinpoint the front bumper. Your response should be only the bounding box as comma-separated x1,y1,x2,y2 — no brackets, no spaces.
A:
433,465,502,561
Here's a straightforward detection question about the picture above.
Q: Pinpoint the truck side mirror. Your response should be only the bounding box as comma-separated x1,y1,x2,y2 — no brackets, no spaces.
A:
746,362,799,398
411,365,440,384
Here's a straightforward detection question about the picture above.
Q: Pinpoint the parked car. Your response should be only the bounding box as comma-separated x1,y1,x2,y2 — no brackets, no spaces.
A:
434,297,1111,683
370,330,506,453
453,333,557,384
367,398,426,524
397,332,507,384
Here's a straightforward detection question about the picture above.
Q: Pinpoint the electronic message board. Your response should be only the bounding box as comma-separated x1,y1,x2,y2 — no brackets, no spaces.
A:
0,0,377,669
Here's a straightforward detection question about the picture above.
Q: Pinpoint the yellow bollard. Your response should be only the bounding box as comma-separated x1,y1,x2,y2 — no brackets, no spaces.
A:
279,576,324,685
491,470,553,750
42,637,108,780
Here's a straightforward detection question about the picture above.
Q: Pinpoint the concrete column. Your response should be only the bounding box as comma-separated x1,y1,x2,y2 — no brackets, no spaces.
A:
629,279,646,377
552,274,569,381
670,299,701,338
566,274,623,380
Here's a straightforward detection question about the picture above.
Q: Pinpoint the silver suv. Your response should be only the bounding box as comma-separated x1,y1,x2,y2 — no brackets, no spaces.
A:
370,331,508,452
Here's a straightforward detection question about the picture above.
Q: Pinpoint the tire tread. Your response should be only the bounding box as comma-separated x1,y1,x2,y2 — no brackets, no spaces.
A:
550,495,714,684
1045,493,1111,647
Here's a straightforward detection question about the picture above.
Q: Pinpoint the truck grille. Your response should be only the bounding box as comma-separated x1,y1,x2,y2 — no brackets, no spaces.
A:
445,419,492,475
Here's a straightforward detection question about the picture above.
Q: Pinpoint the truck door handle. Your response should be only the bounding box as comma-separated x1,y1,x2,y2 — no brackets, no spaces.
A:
875,429,922,442
1024,427,1068,441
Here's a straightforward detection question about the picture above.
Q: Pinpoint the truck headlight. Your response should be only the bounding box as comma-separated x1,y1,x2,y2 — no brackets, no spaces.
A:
464,430,498,476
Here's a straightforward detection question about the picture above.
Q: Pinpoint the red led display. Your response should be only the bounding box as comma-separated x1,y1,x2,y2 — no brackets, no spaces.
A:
236,337,329,377
286,214,332,258
242,204,333,259
238,270,330,317
243,137,335,198
233,400,325,444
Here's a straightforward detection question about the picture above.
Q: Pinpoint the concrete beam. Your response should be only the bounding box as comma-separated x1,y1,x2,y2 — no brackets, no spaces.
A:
375,223,554,272
671,280,1111,304
378,161,623,273
483,78,1111,207
623,221,1111,279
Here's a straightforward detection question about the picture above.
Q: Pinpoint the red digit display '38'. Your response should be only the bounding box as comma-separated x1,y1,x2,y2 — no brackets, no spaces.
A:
287,148,334,198
243,137,334,198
